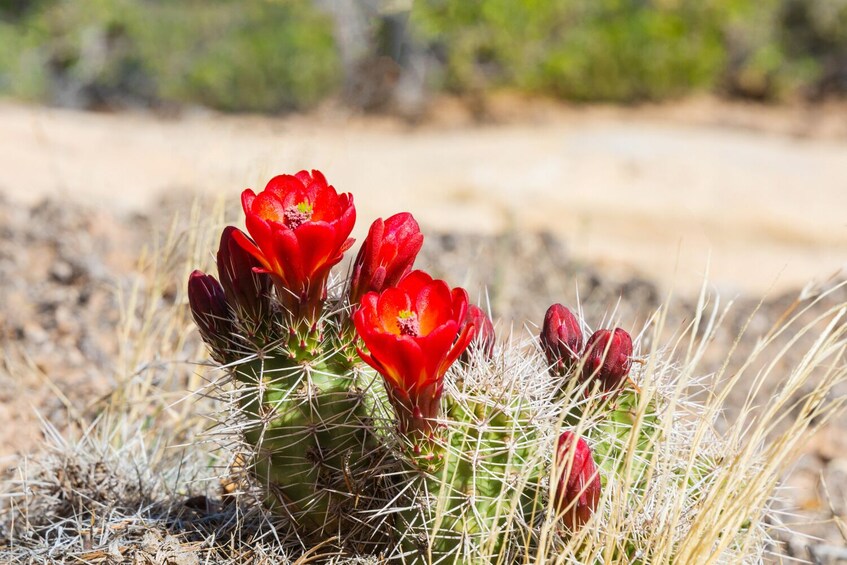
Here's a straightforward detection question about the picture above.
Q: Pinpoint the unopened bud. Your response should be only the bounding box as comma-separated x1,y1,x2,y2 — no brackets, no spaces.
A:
461,304,495,360
349,213,423,306
582,328,633,393
216,226,272,330
188,270,233,361
540,304,584,375
554,431,601,530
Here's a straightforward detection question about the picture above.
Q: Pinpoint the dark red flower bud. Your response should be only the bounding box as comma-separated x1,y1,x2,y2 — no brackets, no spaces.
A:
581,328,633,393
554,431,601,530
540,304,584,375
461,304,495,360
188,270,233,361
349,212,423,307
216,226,272,330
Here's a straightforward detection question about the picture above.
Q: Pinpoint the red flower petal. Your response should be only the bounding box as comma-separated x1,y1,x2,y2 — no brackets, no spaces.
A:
292,221,338,277
450,287,470,323
309,181,342,221
264,174,305,199
241,189,257,213
375,287,413,334
361,331,426,391
419,320,459,385
238,215,276,273
441,320,473,375
416,280,453,335
251,191,288,224
398,270,433,296
269,225,304,288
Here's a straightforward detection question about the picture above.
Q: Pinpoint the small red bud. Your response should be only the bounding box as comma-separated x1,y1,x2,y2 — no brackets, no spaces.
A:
187,270,233,360
540,304,584,375
461,304,495,360
554,431,601,530
216,226,272,329
582,328,633,393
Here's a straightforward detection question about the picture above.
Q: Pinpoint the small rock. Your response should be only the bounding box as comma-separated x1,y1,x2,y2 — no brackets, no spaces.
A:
50,261,75,284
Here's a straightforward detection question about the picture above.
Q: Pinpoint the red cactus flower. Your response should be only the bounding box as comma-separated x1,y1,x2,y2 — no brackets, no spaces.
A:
554,431,601,530
217,226,272,331
461,304,495,360
188,270,233,362
582,328,633,393
353,270,473,435
233,170,355,321
540,304,584,375
348,212,424,306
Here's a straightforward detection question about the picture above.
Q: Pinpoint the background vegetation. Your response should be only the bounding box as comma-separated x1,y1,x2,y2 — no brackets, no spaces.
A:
1,0,846,113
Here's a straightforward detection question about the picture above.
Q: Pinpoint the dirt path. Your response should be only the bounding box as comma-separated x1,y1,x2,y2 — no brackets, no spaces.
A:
2,99,846,294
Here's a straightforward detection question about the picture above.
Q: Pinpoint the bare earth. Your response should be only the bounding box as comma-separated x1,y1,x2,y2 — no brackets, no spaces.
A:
2,98,846,295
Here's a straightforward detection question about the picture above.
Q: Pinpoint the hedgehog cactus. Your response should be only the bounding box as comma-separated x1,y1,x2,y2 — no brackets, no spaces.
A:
188,169,762,563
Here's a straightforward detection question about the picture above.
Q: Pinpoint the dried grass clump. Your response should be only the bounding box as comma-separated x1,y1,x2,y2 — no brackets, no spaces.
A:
1,204,846,563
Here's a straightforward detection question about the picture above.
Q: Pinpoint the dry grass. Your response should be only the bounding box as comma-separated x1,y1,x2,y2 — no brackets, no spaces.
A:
1,202,845,564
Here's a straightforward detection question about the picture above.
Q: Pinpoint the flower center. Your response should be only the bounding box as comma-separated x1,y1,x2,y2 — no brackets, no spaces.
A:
397,310,420,337
284,201,313,229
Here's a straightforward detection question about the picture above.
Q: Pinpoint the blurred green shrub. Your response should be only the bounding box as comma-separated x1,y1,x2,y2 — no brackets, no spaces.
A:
779,0,847,97
412,0,725,102
1,0,846,110
0,0,340,112
411,0,847,103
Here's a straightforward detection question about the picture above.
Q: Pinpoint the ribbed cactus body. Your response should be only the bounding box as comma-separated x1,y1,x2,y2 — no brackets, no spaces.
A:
587,392,659,485
561,390,660,494
233,328,389,544
399,395,545,564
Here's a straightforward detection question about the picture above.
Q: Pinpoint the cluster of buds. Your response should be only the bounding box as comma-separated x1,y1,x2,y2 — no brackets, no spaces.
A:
540,303,638,530
540,303,635,394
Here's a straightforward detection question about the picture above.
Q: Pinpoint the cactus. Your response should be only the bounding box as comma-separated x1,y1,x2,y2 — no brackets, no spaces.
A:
188,169,773,563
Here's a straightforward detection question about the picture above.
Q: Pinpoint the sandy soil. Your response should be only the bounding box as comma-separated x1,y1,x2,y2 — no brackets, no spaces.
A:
2,97,846,296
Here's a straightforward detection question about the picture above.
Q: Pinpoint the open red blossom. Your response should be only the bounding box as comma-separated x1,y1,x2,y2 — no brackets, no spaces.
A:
354,270,473,435
233,170,355,321
540,303,584,375
582,328,633,393
554,431,602,530
348,212,424,306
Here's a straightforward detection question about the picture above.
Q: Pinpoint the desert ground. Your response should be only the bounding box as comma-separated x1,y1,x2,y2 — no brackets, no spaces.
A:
1,98,846,560
2,98,847,295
